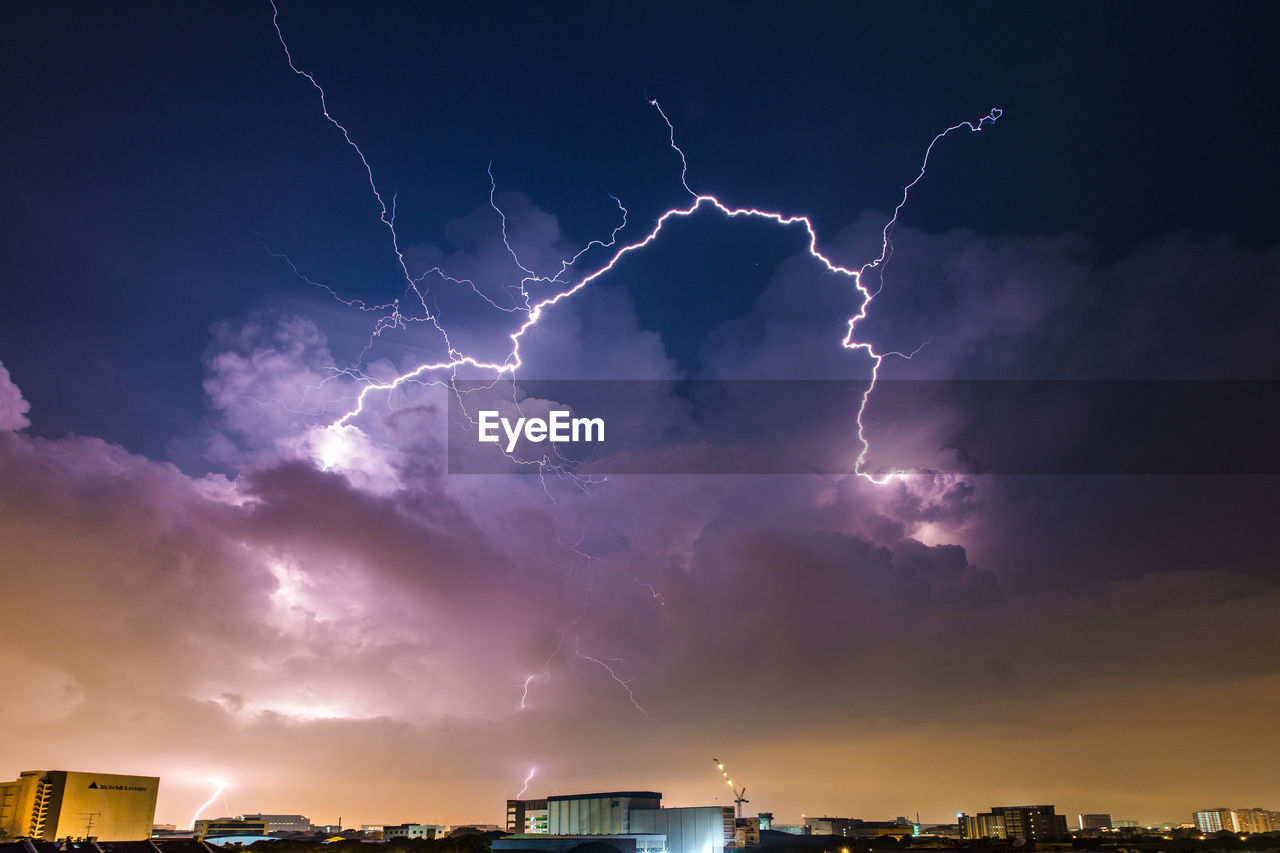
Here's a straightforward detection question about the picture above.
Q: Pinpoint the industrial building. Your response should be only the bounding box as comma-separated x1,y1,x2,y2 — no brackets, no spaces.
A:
631,806,734,853
547,792,663,836
0,770,159,841
500,790,734,853
493,833,667,853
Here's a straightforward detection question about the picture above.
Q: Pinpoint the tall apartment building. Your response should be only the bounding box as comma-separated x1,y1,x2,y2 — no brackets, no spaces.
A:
1194,809,1234,833
1229,809,1278,834
0,770,159,841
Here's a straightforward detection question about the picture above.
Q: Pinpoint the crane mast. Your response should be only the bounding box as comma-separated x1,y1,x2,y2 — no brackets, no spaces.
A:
713,758,749,819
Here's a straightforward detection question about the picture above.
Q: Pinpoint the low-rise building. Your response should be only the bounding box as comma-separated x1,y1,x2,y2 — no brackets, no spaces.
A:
240,814,312,833
805,817,914,841
384,824,446,839
195,818,269,838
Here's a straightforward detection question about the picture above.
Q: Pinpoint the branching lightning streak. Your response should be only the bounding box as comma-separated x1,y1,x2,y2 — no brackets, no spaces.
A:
267,4,998,712
269,3,998,483
520,535,649,712
573,637,654,721
517,539,594,712
635,577,665,606
190,779,227,830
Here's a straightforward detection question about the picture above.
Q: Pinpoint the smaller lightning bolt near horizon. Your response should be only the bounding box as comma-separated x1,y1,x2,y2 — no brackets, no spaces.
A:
190,779,228,830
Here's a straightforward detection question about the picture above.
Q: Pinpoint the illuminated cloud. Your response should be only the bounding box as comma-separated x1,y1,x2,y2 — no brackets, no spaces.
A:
0,360,30,431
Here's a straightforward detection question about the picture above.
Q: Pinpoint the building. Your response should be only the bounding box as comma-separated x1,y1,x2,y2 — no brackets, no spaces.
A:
0,770,159,841
769,825,806,836
960,807,1067,842
505,790,744,853
508,799,550,834
958,813,1006,840
998,806,1067,842
547,792,663,836
1230,809,1278,834
805,817,858,837
492,833,666,853
195,818,269,838
631,806,734,853
850,821,915,841
384,824,446,839
804,817,913,841
239,814,312,833
1077,814,1113,832
1194,809,1234,833
735,817,761,847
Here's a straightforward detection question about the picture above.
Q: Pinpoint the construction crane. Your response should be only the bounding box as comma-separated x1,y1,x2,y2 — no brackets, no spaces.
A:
712,758,749,819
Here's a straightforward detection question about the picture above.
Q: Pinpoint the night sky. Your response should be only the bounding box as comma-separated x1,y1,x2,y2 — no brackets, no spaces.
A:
2,0,1279,831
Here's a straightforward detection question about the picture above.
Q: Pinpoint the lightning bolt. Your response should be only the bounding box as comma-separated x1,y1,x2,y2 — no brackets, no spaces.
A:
574,637,654,721
264,3,999,712
517,767,537,800
267,1,999,485
190,779,227,830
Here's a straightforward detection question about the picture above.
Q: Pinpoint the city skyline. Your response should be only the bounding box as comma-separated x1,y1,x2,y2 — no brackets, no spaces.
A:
8,764,1276,833
2,0,1278,835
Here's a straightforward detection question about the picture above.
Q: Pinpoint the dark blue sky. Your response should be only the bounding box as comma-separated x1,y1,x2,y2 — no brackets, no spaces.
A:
2,0,1277,459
